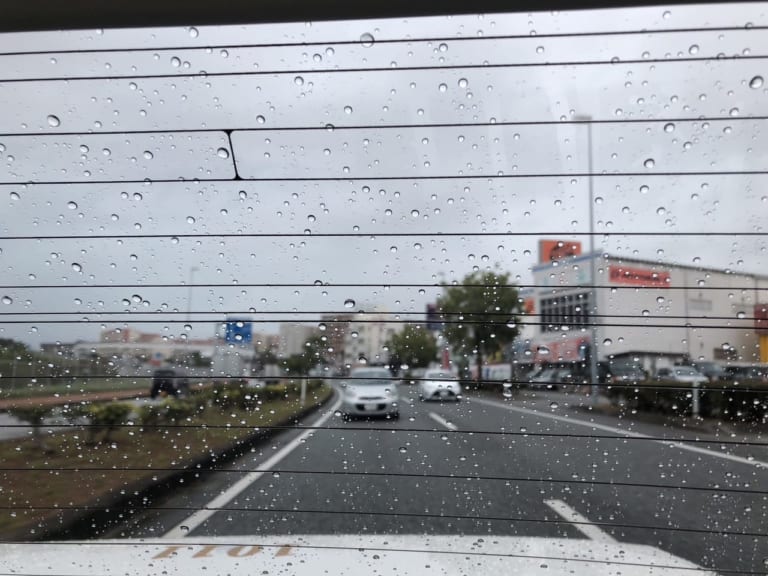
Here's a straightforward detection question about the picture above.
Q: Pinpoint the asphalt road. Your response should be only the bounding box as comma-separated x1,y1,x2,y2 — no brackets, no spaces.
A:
105,385,768,574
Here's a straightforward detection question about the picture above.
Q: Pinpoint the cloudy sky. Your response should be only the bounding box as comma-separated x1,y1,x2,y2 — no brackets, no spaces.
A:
0,2,766,348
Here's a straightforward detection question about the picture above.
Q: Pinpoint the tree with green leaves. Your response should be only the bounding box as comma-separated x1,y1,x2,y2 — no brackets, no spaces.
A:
282,334,329,376
386,324,438,369
437,270,521,382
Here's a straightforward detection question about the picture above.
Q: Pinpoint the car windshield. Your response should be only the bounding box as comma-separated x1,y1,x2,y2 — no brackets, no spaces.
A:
1,3,767,576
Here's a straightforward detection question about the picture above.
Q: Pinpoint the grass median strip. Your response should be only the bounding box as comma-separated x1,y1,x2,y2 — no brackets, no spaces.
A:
0,382,333,539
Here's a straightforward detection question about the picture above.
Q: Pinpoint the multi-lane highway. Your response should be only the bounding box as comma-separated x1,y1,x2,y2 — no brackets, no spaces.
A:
103,384,768,574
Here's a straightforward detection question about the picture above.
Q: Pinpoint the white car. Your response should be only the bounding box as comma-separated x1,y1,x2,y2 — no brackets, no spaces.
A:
418,369,462,401
340,368,399,419
655,366,708,385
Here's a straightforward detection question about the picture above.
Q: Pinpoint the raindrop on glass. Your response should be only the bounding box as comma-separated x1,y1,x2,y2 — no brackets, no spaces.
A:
359,33,375,47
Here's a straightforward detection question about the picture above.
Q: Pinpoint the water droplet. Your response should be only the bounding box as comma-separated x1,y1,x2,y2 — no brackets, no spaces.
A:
749,75,764,89
602,338,612,346
142,150,153,160
438,83,447,92
318,322,327,332
186,216,196,224
410,209,420,218
642,309,650,316
47,114,60,127
390,246,398,253
656,296,665,304
294,76,304,86
721,342,731,350
360,33,375,47
217,147,230,159
458,78,469,88
688,44,699,55
644,158,655,169
256,115,266,124
536,45,544,54
663,122,675,133
344,105,353,114
438,43,448,52
1,296,12,305
9,191,20,200
344,298,355,309
398,446,407,453
67,201,78,210
737,311,746,319
656,206,666,215
537,345,550,356
180,525,190,533
549,401,559,409
71,262,82,272
351,331,359,339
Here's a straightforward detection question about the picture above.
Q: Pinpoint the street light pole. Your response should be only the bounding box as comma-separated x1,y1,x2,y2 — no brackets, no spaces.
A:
576,115,600,401
186,266,198,323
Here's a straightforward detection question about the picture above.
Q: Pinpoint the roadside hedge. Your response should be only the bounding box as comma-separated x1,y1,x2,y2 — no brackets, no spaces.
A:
604,380,767,421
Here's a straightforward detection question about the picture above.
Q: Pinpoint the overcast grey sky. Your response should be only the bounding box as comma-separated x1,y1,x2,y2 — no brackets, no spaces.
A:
1,3,767,348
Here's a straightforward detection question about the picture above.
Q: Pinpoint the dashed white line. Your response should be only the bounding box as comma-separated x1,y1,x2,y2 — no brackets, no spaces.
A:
544,499,618,544
469,396,768,469
428,411,457,430
163,397,343,538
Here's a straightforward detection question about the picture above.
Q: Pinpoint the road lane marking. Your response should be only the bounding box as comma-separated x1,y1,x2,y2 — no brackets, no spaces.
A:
163,397,342,538
428,412,457,430
470,397,768,470
544,499,618,544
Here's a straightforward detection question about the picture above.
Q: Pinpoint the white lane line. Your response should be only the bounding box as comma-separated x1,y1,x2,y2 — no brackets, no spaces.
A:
164,397,342,538
470,396,768,469
428,411,458,431
544,499,617,544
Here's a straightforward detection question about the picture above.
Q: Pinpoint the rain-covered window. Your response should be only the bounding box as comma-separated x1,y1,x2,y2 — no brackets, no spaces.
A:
0,2,767,575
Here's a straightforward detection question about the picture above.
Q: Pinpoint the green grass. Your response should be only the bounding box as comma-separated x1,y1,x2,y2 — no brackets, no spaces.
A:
0,384,333,539
0,378,151,399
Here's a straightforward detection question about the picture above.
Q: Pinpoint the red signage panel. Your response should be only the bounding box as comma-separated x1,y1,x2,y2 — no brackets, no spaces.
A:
608,265,670,287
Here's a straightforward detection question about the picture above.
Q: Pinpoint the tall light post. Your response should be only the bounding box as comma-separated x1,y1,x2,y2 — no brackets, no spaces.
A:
575,115,600,400
186,266,198,323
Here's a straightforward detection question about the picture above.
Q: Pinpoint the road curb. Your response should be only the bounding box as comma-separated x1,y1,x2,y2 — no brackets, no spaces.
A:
26,387,336,541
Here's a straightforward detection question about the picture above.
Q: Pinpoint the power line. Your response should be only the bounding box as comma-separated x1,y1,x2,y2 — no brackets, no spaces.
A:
0,114,764,138
0,316,760,330
3,170,768,187
1,53,765,84
0,282,763,291
1,25,765,57
0,541,753,574
1,503,762,539
2,422,765,446
0,310,761,322
0,230,765,241
0,375,765,394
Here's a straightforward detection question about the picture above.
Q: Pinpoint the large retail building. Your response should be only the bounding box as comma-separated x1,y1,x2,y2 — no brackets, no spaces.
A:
518,240,768,374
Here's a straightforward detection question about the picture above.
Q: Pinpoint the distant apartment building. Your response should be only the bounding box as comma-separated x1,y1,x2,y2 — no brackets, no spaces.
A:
343,312,401,367
320,313,352,366
277,324,316,357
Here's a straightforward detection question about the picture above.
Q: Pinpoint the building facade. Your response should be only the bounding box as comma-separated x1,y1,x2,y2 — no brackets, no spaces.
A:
523,249,768,374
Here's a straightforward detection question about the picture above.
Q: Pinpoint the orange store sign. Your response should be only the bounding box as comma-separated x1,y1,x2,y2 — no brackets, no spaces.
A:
609,265,670,287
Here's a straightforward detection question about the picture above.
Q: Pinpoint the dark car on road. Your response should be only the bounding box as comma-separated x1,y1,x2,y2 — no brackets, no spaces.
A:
598,362,646,385
150,368,190,399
